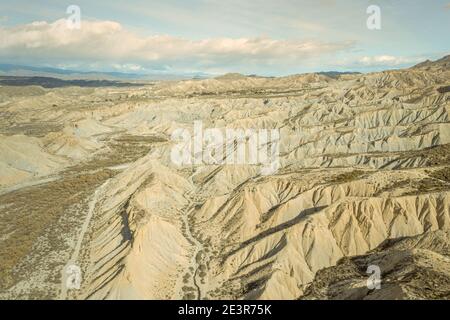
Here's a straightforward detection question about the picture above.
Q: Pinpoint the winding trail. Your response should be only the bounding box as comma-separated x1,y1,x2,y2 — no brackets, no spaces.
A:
60,179,110,300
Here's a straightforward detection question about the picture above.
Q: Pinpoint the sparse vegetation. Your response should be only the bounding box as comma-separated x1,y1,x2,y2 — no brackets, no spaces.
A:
328,170,366,184
0,168,114,289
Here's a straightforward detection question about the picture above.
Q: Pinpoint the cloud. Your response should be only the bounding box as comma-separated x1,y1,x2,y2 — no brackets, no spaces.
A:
113,63,143,72
357,55,424,67
0,19,353,73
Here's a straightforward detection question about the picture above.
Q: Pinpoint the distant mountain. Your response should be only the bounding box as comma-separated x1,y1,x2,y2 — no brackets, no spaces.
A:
0,76,145,88
214,71,362,81
411,55,450,70
215,73,249,80
0,64,211,81
317,71,361,78
0,64,365,82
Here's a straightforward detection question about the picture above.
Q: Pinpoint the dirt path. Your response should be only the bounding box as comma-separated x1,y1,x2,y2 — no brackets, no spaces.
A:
59,179,110,300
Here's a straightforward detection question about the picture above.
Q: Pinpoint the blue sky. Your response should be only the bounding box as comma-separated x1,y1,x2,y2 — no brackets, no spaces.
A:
0,0,449,76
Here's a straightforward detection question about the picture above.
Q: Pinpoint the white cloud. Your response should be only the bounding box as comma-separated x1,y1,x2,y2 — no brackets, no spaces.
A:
0,19,353,73
357,55,424,67
113,63,143,72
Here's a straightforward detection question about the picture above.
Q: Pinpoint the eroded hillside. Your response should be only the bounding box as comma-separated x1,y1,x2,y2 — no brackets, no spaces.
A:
0,56,449,299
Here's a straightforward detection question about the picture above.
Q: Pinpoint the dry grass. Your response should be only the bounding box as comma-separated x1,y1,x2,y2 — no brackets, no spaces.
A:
67,134,167,172
374,167,450,196
429,166,450,182
400,143,450,166
0,133,167,292
328,170,366,184
0,169,114,289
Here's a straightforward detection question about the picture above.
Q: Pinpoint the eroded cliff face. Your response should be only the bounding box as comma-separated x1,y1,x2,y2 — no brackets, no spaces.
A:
1,56,449,299
302,230,450,300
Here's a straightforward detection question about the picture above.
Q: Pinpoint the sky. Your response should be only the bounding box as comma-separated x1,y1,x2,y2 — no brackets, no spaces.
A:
0,0,449,76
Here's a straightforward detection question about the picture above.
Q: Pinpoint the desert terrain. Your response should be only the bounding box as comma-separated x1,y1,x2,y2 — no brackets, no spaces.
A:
0,55,449,300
